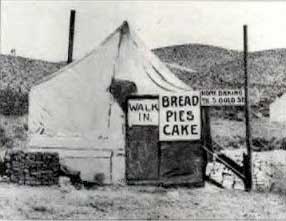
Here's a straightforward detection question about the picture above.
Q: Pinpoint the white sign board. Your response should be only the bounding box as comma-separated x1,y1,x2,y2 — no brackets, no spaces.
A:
159,93,201,141
201,89,245,106
127,99,159,126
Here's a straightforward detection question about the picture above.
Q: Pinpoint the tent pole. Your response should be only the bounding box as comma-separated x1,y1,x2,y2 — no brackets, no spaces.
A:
243,25,253,191
67,10,76,64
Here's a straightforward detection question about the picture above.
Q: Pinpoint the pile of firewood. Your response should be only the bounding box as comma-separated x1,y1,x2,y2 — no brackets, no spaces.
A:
4,150,60,185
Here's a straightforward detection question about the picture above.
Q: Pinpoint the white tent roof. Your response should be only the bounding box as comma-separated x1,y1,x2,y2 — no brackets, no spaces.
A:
29,21,191,148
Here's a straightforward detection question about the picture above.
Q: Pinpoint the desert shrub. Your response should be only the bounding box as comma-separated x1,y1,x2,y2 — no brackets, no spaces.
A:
252,137,270,151
0,127,9,147
13,126,26,141
252,137,283,152
269,164,286,194
0,88,28,116
211,106,244,121
0,127,13,149
280,138,286,150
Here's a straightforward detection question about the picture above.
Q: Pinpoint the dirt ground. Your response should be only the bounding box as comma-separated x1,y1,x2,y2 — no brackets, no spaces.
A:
0,182,286,220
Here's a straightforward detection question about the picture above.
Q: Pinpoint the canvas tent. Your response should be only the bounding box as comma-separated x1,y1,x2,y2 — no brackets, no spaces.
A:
28,21,194,184
270,93,286,122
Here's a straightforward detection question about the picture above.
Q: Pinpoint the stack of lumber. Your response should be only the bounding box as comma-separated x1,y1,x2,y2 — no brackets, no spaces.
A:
4,150,60,185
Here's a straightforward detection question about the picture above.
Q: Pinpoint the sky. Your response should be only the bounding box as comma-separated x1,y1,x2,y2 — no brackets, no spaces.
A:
2,1,286,62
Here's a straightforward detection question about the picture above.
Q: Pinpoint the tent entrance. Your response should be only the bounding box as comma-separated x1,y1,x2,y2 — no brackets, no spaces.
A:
125,96,207,186
125,96,159,182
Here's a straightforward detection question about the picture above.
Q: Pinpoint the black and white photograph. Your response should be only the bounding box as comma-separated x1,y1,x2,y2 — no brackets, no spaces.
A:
0,0,286,220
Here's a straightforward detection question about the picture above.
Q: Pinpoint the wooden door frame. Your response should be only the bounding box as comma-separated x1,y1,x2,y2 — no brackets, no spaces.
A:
125,95,159,183
125,94,211,185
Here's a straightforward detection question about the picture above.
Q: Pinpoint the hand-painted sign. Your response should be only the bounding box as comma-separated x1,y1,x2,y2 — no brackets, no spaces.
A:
201,89,245,106
127,99,159,126
159,93,201,141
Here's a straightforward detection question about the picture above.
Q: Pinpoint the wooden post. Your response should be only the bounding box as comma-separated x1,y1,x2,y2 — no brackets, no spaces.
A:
243,25,253,191
201,107,212,161
67,10,76,64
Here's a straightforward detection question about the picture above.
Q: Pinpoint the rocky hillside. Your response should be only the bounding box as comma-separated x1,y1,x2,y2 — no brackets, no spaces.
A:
0,55,64,115
153,44,240,73
1,44,286,116
0,55,64,94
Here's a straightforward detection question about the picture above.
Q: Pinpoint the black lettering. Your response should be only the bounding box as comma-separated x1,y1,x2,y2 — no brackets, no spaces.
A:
128,104,137,111
166,111,174,122
178,96,184,106
152,103,159,111
192,96,199,106
163,125,170,135
201,98,209,105
172,125,179,136
145,104,151,112
181,125,189,135
173,111,177,121
162,96,169,107
138,104,144,111
185,96,191,106
186,111,194,121
191,124,198,135
143,113,150,121
171,96,177,107
179,110,185,122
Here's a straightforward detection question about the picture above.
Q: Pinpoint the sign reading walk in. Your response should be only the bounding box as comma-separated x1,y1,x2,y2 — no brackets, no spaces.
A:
201,89,245,106
127,99,159,126
159,93,201,141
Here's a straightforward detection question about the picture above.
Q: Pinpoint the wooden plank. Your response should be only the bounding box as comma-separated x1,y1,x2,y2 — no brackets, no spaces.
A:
126,126,159,181
201,107,213,162
216,153,245,180
159,141,205,185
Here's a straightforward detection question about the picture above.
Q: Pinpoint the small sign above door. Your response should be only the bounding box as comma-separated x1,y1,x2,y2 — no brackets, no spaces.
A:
201,89,245,106
127,98,159,126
